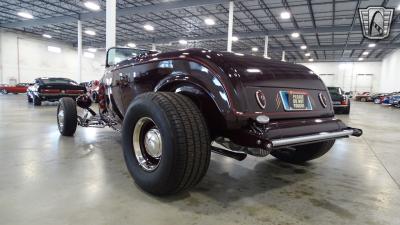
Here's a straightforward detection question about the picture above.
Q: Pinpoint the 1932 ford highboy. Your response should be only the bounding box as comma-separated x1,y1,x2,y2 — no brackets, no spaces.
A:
56,48,362,195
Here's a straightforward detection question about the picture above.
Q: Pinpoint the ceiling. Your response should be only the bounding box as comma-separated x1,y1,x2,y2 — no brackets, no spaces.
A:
0,0,400,62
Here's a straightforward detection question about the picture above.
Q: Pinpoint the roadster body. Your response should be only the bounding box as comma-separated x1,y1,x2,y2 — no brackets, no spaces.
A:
56,48,362,195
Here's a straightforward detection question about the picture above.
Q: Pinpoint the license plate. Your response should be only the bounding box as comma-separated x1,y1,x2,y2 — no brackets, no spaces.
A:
279,91,312,111
333,101,341,105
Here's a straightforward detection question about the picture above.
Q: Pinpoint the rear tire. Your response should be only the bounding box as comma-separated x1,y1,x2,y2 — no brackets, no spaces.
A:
57,97,77,136
1,90,8,94
271,140,335,164
342,102,350,114
122,92,211,196
33,96,42,106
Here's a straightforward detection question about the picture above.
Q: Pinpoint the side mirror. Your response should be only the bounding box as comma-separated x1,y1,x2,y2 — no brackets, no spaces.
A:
106,47,117,67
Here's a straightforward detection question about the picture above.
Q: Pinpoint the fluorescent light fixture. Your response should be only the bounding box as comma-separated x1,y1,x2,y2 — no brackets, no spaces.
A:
232,36,239,42
397,4,400,10
368,43,376,48
300,45,307,50
87,48,97,53
84,30,96,36
17,11,33,19
251,47,258,52
84,1,100,11
204,18,215,26
362,52,369,55
305,52,311,57
280,11,291,19
47,46,61,53
308,58,314,62
143,24,154,31
291,32,300,38
42,34,52,39
127,43,136,48
84,52,95,58
179,40,188,45
246,68,262,73
358,57,364,61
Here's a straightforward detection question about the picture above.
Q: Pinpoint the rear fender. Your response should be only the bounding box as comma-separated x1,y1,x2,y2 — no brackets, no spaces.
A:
155,72,232,116
154,73,232,132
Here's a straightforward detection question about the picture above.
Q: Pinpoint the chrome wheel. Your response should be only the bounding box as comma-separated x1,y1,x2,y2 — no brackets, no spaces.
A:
58,105,65,130
133,117,162,171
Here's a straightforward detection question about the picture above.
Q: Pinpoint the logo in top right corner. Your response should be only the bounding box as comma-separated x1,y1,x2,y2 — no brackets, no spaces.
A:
359,6,394,40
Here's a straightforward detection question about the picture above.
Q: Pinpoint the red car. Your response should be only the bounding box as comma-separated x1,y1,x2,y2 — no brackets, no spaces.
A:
0,83,32,94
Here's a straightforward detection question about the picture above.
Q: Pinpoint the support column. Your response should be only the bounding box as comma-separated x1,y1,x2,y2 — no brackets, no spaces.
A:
151,43,156,51
264,35,269,58
281,51,285,62
106,0,116,50
227,1,234,52
77,20,82,83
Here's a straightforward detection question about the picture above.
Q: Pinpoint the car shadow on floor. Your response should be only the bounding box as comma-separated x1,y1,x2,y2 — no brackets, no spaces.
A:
156,157,318,214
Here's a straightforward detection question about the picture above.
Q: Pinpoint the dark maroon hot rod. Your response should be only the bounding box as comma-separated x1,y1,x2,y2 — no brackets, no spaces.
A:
56,48,362,195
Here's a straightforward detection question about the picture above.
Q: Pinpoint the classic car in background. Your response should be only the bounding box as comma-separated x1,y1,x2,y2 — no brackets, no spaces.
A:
328,87,350,114
88,80,100,103
55,48,362,195
27,77,86,106
354,92,372,102
0,83,32,94
371,93,389,104
381,92,400,106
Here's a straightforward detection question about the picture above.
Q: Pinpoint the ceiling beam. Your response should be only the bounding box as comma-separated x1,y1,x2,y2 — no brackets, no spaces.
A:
127,24,400,45
0,0,231,29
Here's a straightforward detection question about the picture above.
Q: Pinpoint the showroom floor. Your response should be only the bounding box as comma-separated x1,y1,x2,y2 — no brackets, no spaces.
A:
1,95,399,225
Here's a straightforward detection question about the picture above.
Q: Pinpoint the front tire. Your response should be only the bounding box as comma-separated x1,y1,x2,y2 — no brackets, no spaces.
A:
271,140,335,164
27,95,33,103
57,97,77,136
122,92,211,196
1,90,8,94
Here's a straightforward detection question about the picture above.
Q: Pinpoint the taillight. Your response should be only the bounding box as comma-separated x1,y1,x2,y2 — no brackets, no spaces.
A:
255,90,266,109
318,93,327,108
65,90,84,94
341,96,348,105
41,89,60,93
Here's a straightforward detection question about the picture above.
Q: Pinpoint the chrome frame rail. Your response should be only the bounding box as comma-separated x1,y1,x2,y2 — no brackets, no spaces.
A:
271,129,354,148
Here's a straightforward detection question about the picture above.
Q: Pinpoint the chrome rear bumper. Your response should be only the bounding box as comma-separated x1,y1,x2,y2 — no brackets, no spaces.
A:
271,128,362,148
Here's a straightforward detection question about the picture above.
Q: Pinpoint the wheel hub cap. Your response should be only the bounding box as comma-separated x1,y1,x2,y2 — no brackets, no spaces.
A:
58,108,64,129
144,128,162,158
133,117,162,171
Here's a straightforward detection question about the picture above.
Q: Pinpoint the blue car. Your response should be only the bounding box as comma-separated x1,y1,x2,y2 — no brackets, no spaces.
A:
382,92,400,106
389,95,400,107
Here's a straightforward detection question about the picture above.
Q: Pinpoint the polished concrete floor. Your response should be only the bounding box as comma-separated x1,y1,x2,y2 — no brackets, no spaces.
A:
1,94,399,225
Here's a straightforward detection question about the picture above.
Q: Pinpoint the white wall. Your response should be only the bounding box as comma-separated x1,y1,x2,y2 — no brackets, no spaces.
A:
0,30,105,85
300,61,382,93
380,49,400,92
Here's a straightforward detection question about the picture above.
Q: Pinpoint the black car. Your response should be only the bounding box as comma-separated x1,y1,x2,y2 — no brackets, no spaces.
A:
27,77,86,106
328,87,350,114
